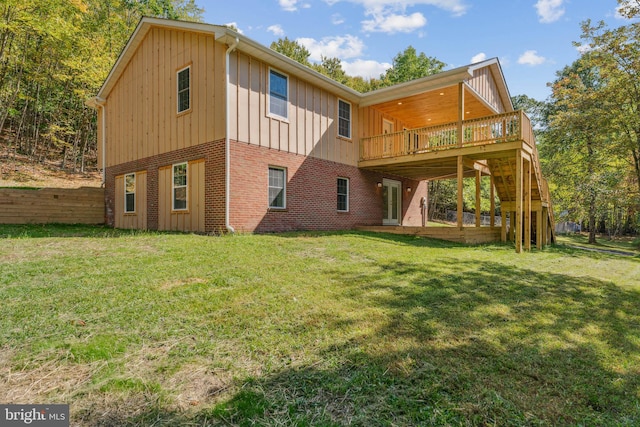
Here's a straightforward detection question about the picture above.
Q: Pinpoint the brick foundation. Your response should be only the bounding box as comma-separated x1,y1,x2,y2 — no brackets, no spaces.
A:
105,139,226,231
105,139,426,233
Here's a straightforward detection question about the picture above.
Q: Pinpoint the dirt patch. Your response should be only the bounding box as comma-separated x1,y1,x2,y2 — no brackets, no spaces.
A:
0,348,94,404
0,152,101,189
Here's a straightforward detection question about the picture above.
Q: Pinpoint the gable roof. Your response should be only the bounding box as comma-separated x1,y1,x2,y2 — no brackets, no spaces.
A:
91,17,513,113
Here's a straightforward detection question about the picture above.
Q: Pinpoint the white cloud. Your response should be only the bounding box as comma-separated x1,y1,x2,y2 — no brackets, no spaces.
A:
267,24,285,37
470,52,487,63
325,0,468,17
362,11,427,33
535,0,565,23
224,22,243,34
575,43,592,54
342,59,391,79
518,50,546,66
332,13,345,25
297,35,365,61
279,0,297,11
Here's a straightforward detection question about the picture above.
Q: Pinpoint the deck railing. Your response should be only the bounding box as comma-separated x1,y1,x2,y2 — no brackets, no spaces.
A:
359,110,534,161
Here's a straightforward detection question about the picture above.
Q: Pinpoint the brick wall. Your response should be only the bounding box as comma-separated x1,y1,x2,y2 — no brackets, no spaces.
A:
105,139,226,231
105,139,426,233
229,141,425,232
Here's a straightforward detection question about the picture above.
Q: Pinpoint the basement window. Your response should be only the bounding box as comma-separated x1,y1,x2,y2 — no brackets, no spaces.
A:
268,166,286,209
337,177,349,212
124,173,135,213
173,163,188,211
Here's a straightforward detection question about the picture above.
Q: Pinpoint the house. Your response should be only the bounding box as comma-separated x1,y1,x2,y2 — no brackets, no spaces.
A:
88,17,554,252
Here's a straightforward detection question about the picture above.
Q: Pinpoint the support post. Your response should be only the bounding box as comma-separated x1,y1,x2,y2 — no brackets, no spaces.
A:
501,208,507,242
457,82,465,148
515,150,523,253
457,155,464,228
490,175,496,228
524,158,531,251
475,170,481,227
509,211,515,241
542,207,549,245
536,209,543,250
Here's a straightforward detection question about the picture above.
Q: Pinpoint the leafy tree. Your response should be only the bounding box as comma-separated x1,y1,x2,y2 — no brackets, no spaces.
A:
380,46,445,86
542,55,619,243
270,37,311,67
617,0,640,18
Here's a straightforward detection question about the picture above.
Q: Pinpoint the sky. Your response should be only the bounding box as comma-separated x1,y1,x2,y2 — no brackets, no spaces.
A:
199,0,635,101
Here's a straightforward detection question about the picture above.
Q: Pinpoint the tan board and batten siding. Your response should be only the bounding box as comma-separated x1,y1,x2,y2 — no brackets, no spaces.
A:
98,27,226,169
228,51,360,166
158,159,205,232
114,172,147,229
467,67,505,113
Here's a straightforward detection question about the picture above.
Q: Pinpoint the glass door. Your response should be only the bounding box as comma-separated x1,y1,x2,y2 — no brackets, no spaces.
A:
382,179,401,225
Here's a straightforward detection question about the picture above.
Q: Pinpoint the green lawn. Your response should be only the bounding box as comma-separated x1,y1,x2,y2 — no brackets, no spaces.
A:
1,225,639,426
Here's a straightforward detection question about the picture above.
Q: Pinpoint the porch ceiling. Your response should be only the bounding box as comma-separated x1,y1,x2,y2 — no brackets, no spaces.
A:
371,85,496,129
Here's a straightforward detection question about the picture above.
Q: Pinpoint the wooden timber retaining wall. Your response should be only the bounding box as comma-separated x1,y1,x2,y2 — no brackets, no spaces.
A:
356,225,502,245
0,187,105,224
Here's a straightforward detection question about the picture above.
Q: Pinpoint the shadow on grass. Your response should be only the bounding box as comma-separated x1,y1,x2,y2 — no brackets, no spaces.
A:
84,254,640,426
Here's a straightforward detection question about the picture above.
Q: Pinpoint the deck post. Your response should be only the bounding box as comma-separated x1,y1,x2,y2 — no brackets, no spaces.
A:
524,158,531,251
490,175,496,228
536,208,543,250
515,149,523,253
543,207,549,245
475,170,481,227
457,155,464,228
457,82,464,148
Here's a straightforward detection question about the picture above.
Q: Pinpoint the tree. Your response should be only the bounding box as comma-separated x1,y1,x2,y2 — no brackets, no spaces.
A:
542,55,619,243
313,56,348,85
380,46,445,86
617,0,640,18
270,37,311,67
0,0,203,172
578,18,640,199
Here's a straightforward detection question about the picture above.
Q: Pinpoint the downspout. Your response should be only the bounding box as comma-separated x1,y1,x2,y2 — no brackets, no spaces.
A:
94,97,107,187
225,37,239,233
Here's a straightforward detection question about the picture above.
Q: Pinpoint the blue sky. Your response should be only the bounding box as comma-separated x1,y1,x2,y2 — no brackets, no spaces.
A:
200,0,634,101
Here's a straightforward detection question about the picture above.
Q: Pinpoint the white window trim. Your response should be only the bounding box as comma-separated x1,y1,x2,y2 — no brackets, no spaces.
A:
268,68,289,121
177,65,191,114
172,162,188,211
337,177,349,212
337,99,352,140
268,166,287,209
124,173,136,214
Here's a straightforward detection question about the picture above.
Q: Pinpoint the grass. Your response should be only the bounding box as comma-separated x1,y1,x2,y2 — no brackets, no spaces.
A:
556,233,640,256
1,224,639,426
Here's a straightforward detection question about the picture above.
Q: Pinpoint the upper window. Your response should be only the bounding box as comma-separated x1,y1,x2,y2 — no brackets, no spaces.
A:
269,69,288,119
177,66,190,114
173,163,188,211
268,167,286,209
338,99,351,139
337,177,349,212
125,173,135,213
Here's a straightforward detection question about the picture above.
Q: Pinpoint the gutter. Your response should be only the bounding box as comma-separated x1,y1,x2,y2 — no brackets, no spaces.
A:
225,37,239,233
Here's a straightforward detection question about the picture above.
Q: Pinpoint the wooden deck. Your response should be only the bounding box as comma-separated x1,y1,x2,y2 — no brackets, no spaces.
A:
358,110,555,252
357,225,502,245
